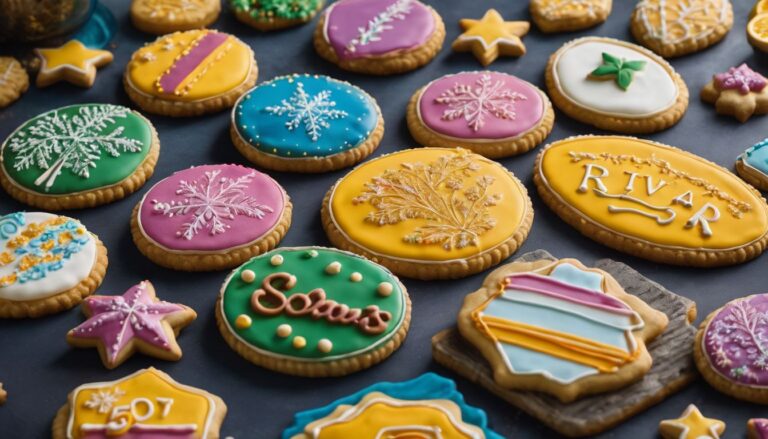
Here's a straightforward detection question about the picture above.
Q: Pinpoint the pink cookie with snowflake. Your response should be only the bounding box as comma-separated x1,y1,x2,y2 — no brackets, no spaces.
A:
131,164,292,271
408,71,554,158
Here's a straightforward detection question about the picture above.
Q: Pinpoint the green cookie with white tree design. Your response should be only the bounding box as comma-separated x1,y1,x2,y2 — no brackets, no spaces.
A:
0,103,160,210
229,0,325,31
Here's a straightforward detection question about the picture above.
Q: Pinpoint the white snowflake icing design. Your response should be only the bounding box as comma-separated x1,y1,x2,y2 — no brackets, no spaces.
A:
8,105,144,191
435,74,527,132
707,298,768,382
152,170,274,240
84,388,125,413
346,0,414,53
264,82,348,142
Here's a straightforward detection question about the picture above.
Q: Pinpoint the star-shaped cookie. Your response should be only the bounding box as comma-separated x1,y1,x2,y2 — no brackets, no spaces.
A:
35,40,113,88
659,405,725,439
451,9,529,66
701,64,768,122
67,281,196,369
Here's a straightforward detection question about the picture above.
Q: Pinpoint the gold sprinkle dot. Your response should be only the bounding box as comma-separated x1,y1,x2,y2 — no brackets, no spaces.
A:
292,336,306,349
235,314,252,330
240,269,256,283
317,339,333,353
270,254,284,266
377,282,393,297
350,272,363,282
276,324,292,338
325,261,342,274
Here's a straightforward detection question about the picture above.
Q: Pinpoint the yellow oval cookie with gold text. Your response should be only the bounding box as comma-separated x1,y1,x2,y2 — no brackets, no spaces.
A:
534,136,768,267
322,147,533,280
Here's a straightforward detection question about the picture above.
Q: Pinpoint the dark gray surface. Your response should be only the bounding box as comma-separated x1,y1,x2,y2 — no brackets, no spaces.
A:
0,0,766,437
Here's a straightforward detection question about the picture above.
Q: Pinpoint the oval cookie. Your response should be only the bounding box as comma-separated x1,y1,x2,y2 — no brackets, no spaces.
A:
215,246,411,377
545,37,688,134
231,74,383,173
407,71,554,158
124,29,258,116
534,135,768,266
322,147,533,279
737,138,768,191
230,0,324,31
0,212,107,318
130,0,221,34
1,104,159,210
132,164,291,271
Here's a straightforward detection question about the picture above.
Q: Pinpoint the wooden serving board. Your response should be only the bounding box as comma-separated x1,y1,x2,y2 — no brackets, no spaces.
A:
431,250,698,437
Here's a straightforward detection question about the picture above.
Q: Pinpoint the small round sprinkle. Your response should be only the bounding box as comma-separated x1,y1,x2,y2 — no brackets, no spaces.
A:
325,261,342,274
377,282,393,297
292,336,306,349
317,339,333,353
240,269,256,283
235,314,252,330
306,250,319,258
270,254,284,266
276,324,292,338
349,272,363,282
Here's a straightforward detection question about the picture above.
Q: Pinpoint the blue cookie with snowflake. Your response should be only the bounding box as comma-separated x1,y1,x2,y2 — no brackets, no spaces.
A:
231,74,383,173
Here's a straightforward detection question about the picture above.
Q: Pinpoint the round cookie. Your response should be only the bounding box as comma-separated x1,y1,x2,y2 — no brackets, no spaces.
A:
230,0,324,31
407,71,554,158
737,138,768,191
215,246,411,377
695,293,768,403
130,0,221,34
0,104,159,211
631,0,733,58
0,57,28,108
313,0,445,75
0,212,108,318
322,147,533,280
530,0,612,33
124,29,258,117
131,164,291,271
231,74,384,173
545,36,688,134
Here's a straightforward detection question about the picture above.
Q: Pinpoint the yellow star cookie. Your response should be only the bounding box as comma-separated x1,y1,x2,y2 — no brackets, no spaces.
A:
451,9,529,66
35,40,113,88
659,405,725,439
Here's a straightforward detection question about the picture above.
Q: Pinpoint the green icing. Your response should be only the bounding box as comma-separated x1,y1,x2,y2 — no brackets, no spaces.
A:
221,247,406,360
230,0,320,21
589,52,646,91
1,104,152,195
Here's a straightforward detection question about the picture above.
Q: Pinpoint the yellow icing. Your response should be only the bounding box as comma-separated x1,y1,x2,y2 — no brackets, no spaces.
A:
68,368,214,438
659,405,725,439
329,148,528,261
533,0,608,19
539,137,768,249
458,9,528,47
126,30,251,102
37,40,112,72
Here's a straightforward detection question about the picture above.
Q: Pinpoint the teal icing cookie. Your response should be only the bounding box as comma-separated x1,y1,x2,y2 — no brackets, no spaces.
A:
738,138,768,191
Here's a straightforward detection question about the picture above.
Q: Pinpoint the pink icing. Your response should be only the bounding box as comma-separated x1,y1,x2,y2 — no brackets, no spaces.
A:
752,419,768,438
714,64,767,95
139,164,284,252
81,425,196,438
418,72,544,140
323,0,435,60
158,31,228,94
70,282,185,362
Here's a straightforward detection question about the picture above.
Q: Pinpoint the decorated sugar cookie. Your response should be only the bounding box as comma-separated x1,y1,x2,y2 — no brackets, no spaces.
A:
35,40,113,88
322,147,533,280
456,257,668,402
659,405,725,439
0,212,107,318
231,0,324,31
631,0,733,58
534,136,768,266
216,247,410,376
407,71,554,158
749,419,768,439
67,281,196,369
124,29,258,116
283,373,503,439
0,57,28,108
530,0,612,33
1,104,159,211
131,164,291,271
546,37,688,133
51,368,227,439
231,74,384,173
701,64,768,122
452,9,530,66
313,0,445,75
130,0,222,34
0,383,5,405
737,138,768,191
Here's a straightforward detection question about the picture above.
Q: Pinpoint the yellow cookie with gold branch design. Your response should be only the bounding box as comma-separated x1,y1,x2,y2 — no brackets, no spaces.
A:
130,0,221,35
631,0,733,58
0,57,28,108
322,147,533,280
659,405,725,439
124,29,257,117
534,135,768,267
530,0,612,33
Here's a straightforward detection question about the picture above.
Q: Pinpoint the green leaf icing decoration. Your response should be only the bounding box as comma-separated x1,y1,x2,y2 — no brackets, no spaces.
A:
589,52,647,91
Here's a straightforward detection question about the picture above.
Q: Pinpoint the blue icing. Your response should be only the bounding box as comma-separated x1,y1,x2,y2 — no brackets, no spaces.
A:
0,212,25,240
281,373,503,439
744,138,768,175
550,262,604,291
500,343,597,384
234,74,378,158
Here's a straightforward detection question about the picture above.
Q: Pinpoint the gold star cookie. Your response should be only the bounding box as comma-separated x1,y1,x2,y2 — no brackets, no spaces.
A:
35,40,113,88
659,405,725,439
451,9,529,66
